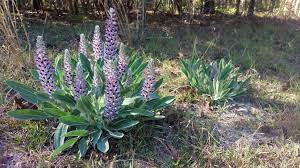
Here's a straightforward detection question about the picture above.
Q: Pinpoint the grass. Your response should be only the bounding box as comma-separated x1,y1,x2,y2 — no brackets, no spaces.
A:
1,14,300,167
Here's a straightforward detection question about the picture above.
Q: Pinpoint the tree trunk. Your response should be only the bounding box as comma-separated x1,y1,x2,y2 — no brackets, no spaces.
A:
269,0,275,12
32,0,43,13
235,0,241,15
93,0,101,15
74,0,79,14
203,0,215,14
81,0,89,14
16,0,24,9
153,0,162,14
174,0,183,15
247,0,256,16
68,0,74,14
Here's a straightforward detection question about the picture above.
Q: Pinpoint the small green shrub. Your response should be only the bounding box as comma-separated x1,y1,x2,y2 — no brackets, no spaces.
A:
181,57,250,105
6,8,174,158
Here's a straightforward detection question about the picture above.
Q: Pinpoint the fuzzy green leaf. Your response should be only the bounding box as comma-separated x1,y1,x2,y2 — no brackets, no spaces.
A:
30,69,39,81
77,96,95,114
6,80,38,104
122,96,141,106
44,108,70,118
78,137,89,157
7,109,50,120
119,108,154,117
91,130,102,146
52,92,76,107
51,137,78,159
96,137,109,153
59,115,88,126
54,123,69,149
148,96,175,110
64,129,89,137
107,130,124,139
112,120,139,130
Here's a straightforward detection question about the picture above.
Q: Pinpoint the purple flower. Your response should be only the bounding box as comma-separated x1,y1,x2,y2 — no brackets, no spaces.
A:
73,62,87,100
104,60,121,120
79,34,87,56
117,43,127,80
34,36,56,95
141,60,156,101
64,49,72,86
93,25,104,62
104,8,118,60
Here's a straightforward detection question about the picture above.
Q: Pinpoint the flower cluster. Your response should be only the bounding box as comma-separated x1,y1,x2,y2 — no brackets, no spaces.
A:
73,62,88,100
79,34,87,56
104,60,121,120
93,25,103,62
33,7,155,120
117,43,127,79
141,60,156,101
34,36,57,94
64,49,72,86
104,8,118,60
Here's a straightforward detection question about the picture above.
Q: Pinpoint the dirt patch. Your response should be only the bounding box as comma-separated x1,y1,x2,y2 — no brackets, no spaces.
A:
217,103,286,148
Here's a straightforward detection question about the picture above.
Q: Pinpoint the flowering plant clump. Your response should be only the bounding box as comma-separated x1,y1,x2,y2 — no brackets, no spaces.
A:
7,8,174,158
182,57,250,105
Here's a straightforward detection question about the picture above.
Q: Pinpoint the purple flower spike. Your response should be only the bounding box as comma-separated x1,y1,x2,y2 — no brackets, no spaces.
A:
141,59,156,101
79,34,87,56
73,62,88,100
93,25,104,62
34,36,56,95
64,49,72,86
104,8,118,60
117,43,127,80
104,60,121,120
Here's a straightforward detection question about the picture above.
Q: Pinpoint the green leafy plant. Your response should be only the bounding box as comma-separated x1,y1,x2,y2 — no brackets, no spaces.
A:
181,57,250,105
6,8,174,158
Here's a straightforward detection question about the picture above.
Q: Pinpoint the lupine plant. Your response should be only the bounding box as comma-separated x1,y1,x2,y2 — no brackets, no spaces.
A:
182,57,250,105
7,8,174,158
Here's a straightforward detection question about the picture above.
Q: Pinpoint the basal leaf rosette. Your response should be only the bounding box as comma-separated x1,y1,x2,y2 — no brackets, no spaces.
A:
6,8,175,159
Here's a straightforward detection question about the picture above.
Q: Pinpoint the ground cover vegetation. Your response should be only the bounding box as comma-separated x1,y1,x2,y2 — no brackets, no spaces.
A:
1,0,300,167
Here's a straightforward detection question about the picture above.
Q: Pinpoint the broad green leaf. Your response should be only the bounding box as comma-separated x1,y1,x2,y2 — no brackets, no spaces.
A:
30,69,39,81
78,137,89,157
107,130,124,139
91,130,102,146
141,115,166,121
154,78,163,90
80,53,93,77
6,80,38,104
54,123,69,149
59,115,88,126
41,102,57,109
64,129,89,137
122,96,141,106
44,108,69,118
7,109,50,120
148,96,175,110
119,108,153,117
97,137,109,153
52,92,76,107
51,137,78,159
112,120,139,130
35,92,51,103
77,96,95,114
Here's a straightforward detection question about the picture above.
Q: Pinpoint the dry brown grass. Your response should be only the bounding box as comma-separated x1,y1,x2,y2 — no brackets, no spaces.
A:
0,0,32,97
